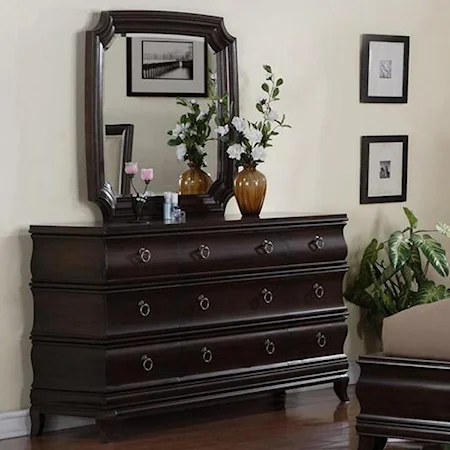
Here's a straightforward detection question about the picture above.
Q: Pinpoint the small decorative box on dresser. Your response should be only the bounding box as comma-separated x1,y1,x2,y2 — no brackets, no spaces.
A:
29,214,349,441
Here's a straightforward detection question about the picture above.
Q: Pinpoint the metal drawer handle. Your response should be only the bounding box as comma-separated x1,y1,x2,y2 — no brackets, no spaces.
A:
138,247,152,263
313,283,325,299
141,355,154,372
262,239,274,255
138,300,151,317
313,235,325,250
198,294,210,311
262,288,274,304
198,244,211,260
265,339,276,355
316,332,327,348
201,347,213,363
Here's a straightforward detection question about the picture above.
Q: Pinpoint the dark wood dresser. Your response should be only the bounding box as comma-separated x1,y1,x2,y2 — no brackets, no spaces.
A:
29,213,349,440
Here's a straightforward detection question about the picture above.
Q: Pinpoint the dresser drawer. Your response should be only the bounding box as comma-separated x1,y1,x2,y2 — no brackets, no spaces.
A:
287,321,347,362
107,341,181,388
106,236,178,281
286,226,347,265
181,271,345,329
182,329,288,377
107,286,181,337
177,230,289,274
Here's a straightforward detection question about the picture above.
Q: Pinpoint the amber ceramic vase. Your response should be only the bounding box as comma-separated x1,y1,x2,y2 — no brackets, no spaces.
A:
234,165,267,216
179,165,213,195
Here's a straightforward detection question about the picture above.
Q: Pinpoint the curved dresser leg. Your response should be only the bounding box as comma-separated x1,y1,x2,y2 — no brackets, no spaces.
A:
30,406,46,437
358,435,387,450
96,418,116,443
271,390,286,410
333,375,349,402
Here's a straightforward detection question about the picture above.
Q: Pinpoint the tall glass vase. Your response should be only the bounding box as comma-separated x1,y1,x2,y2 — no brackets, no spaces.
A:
234,165,267,216
179,164,213,195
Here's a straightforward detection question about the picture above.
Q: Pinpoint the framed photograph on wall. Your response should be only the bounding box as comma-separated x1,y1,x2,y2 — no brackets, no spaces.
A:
360,135,408,204
360,34,410,103
126,34,207,97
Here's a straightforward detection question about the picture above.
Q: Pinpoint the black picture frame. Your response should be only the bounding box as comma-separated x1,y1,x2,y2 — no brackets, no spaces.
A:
126,35,208,97
360,135,408,204
360,34,410,103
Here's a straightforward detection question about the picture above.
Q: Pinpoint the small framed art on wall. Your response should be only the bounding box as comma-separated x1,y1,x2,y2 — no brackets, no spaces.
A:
360,135,408,204
360,34,410,103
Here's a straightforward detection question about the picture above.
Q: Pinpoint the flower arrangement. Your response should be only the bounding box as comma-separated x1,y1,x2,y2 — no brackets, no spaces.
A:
217,65,291,168
124,162,154,222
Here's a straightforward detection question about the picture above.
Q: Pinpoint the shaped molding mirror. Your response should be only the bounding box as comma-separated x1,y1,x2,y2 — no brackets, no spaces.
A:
85,10,239,223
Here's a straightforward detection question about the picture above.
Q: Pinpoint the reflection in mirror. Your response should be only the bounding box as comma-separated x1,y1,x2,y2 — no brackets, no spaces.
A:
104,124,134,196
103,33,218,197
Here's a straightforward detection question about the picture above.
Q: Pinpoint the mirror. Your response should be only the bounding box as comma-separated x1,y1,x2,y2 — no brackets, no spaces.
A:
85,11,239,223
103,34,217,196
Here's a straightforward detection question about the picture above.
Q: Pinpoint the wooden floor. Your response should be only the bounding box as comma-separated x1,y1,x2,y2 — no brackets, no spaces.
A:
0,387,437,449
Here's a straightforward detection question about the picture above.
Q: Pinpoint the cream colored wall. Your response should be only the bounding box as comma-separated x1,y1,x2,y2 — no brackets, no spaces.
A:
2,0,450,413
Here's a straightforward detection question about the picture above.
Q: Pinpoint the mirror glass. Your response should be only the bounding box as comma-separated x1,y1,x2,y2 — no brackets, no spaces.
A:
103,33,218,197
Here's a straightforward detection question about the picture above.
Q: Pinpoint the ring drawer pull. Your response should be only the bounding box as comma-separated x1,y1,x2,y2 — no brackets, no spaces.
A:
138,300,151,317
313,235,325,250
262,239,274,255
198,244,211,260
316,332,327,348
201,347,213,363
261,288,274,304
198,294,210,311
141,355,154,372
313,283,325,299
265,339,276,355
138,247,152,263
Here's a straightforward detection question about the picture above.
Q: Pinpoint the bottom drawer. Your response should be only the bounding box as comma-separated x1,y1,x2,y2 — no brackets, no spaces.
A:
287,321,347,361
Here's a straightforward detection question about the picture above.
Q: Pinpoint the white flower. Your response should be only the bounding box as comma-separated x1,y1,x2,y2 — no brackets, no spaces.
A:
227,143,245,160
172,123,190,138
215,125,229,137
258,94,269,105
231,116,248,133
265,109,279,122
196,144,207,155
251,145,268,162
244,128,263,145
176,144,187,161
197,109,207,121
210,72,217,81
191,99,197,104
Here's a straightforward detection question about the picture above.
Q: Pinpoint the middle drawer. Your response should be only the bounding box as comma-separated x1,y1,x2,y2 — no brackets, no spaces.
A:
106,271,345,337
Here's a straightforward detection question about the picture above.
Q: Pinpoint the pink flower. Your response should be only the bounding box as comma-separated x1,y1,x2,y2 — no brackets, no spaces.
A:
124,162,138,175
140,168,154,182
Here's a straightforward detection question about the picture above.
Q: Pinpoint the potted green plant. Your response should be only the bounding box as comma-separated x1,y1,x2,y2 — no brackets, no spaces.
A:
344,207,450,343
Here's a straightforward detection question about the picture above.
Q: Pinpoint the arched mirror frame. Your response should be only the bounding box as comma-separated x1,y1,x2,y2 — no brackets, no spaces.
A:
85,10,239,223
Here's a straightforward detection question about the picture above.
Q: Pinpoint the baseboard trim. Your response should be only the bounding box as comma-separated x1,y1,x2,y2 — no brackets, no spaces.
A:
0,365,358,441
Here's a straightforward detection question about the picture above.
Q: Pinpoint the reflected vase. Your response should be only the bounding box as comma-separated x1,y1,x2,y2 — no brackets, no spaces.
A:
179,164,213,195
234,165,267,216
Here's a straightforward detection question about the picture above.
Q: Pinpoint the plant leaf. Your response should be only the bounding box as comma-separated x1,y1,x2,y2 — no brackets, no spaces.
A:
256,103,264,113
403,207,418,229
388,231,411,269
411,233,449,277
273,87,280,97
416,280,448,304
276,78,284,86
262,83,270,93
263,65,272,73
436,222,450,238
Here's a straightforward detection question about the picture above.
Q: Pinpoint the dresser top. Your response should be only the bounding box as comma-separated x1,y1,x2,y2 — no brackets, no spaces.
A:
30,212,348,236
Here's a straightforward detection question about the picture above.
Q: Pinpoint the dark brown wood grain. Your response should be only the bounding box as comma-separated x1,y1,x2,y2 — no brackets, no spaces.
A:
29,214,349,441
356,355,450,449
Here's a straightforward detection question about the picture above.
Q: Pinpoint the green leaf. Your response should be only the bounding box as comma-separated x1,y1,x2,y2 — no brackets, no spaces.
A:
409,245,425,283
276,78,284,86
273,87,280,97
416,281,448,304
388,231,411,269
411,233,449,277
403,207,418,229
436,222,450,238
256,103,264,113
262,83,270,93
263,65,272,73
